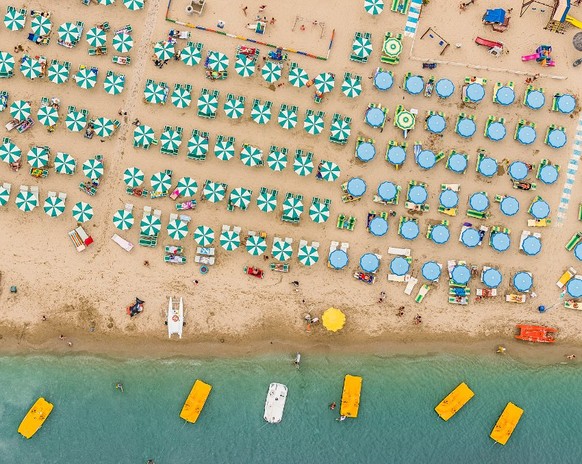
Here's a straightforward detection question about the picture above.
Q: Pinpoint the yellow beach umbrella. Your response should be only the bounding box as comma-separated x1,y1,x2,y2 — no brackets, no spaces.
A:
322,307,346,332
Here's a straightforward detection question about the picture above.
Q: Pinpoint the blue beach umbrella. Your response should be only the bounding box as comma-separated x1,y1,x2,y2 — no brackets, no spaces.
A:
500,196,520,216
360,253,380,273
456,117,476,138
491,232,510,252
477,156,497,177
495,86,515,105
516,125,536,145
465,83,485,102
509,161,528,181
439,189,458,208
452,265,471,285
369,217,388,236
539,165,559,184
421,262,441,281
556,94,576,114
400,220,419,240
435,79,454,98
374,71,393,91
365,107,385,127
530,199,550,219
483,268,502,288
461,228,481,248
416,150,436,169
346,177,366,197
405,75,424,95
389,256,409,276
567,278,582,298
426,114,446,134
329,249,348,270
386,146,406,166
574,242,582,261
522,236,541,256
356,142,376,162
408,185,427,204
547,128,566,148
469,192,489,212
513,272,533,292
525,90,545,109
378,182,397,202
447,153,468,174
486,121,506,141
430,224,449,244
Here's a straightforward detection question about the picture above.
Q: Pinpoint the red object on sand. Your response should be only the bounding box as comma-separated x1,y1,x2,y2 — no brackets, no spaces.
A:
514,325,557,343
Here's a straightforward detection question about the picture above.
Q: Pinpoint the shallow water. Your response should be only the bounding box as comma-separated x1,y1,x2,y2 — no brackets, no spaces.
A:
1,353,580,463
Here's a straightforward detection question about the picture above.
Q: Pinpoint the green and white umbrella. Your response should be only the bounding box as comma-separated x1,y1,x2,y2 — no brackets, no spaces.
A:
154,41,175,61
10,100,31,121
364,0,384,15
82,158,104,179
246,235,267,256
309,201,330,223
99,0,116,5
0,186,9,206
160,128,181,153
188,134,208,157
330,119,351,141
278,108,298,129
171,86,191,108
167,219,189,240
58,22,81,44
20,56,42,79
31,15,52,36
224,98,244,119
240,145,263,167
123,0,144,10
256,190,277,212
395,109,415,130
288,64,309,87
341,76,362,98
202,181,226,202
43,196,65,217
72,201,94,223
15,191,38,212
193,225,214,246
352,36,373,59
197,94,218,115
318,160,340,181
214,139,235,161
293,155,314,176
234,55,255,77
272,240,293,261
206,51,229,72
314,72,335,94
37,105,59,126
383,37,402,57
150,171,172,192
123,166,144,187
229,187,252,209
112,209,134,230
0,140,21,163
140,214,161,236
303,113,325,135
251,102,271,124
27,146,49,168
65,110,87,131
93,117,115,137
103,72,125,95
180,44,202,66
176,176,198,197
54,152,76,174
261,61,282,83
86,27,107,47
4,8,26,31
75,68,97,89
220,230,240,251
0,51,15,75
133,124,155,147
282,196,304,219
267,149,287,171
47,62,69,84
112,32,133,53
298,245,319,266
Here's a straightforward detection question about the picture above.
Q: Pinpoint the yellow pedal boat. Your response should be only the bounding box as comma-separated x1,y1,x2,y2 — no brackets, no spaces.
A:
18,397,53,439
180,380,212,424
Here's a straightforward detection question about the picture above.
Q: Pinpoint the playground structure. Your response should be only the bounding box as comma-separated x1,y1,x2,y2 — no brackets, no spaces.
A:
419,27,450,55
521,0,582,33
521,45,555,66
474,37,504,57
482,8,512,32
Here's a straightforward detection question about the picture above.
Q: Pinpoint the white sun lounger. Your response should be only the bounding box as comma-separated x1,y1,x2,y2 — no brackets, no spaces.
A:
404,276,418,295
388,247,411,257
111,233,134,252
195,255,215,265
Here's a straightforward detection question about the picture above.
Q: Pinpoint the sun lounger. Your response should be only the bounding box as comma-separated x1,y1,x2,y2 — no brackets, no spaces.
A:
388,247,411,257
195,255,215,265
404,277,418,295
506,294,526,303
139,235,158,248
566,232,582,251
270,263,289,272
415,284,430,303
197,247,215,256
111,234,134,252
388,274,407,282
557,267,577,288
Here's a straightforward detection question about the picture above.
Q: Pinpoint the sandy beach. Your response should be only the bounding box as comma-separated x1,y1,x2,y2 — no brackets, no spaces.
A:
1,0,582,359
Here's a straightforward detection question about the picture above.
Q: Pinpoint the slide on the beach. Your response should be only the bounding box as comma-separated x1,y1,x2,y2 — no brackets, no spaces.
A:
474,37,503,48
521,53,541,61
566,15,582,29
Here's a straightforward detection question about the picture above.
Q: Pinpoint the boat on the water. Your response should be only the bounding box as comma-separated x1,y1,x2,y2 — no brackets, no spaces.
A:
18,397,53,439
340,374,362,418
180,380,212,424
167,297,184,339
435,382,474,421
514,324,557,343
490,402,524,445
263,383,288,424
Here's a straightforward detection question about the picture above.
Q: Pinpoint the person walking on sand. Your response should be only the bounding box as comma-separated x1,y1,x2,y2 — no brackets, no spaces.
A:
259,4,266,12
242,6,247,15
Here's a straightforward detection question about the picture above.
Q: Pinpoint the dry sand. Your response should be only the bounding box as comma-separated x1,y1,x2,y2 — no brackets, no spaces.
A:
1,0,582,359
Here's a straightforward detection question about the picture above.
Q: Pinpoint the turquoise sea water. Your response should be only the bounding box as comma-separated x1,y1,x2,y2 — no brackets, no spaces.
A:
1,353,581,464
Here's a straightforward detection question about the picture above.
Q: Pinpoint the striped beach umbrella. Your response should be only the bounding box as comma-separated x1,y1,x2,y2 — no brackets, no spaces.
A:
47,62,69,84
15,191,38,212
0,51,15,75
10,100,31,121
123,167,144,187
304,113,325,135
288,64,309,87
395,110,415,130
214,139,235,161
180,44,202,66
112,32,133,53
206,51,228,72
278,107,298,129
133,125,155,147
251,103,272,124
309,202,330,223
93,117,115,137
188,134,208,158
318,161,340,181
314,72,335,94
124,0,144,10
220,230,240,251
58,22,81,44
256,190,277,212
176,177,198,197
261,61,282,83
99,0,116,6
229,187,252,209
298,245,319,266
234,55,255,77
267,149,287,171
160,128,181,153
171,87,192,108
86,27,107,47
75,68,97,89
341,76,362,98
203,181,226,202
224,98,244,119
150,171,172,192
364,0,384,15
197,93,218,115
240,145,263,167
352,36,373,59
27,146,49,168
20,56,42,79
65,110,87,131
0,140,21,164
103,73,125,95
140,214,161,236
31,15,52,36
282,196,304,219
37,106,59,126
246,235,267,256
4,8,26,31
82,158,104,179
272,240,293,261
0,186,9,206
43,196,65,217
330,119,351,141
293,155,314,176
112,209,134,230
193,225,214,246
167,219,189,240
54,152,76,175
144,82,167,104
72,201,94,223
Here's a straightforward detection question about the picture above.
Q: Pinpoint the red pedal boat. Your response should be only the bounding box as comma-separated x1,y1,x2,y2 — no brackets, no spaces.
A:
514,325,557,343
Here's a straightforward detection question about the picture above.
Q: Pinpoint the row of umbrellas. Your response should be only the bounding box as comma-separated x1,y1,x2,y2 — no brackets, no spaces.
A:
5,191,94,222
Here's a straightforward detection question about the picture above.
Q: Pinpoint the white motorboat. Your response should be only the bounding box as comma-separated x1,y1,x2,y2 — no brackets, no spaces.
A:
263,383,288,424
167,297,184,339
